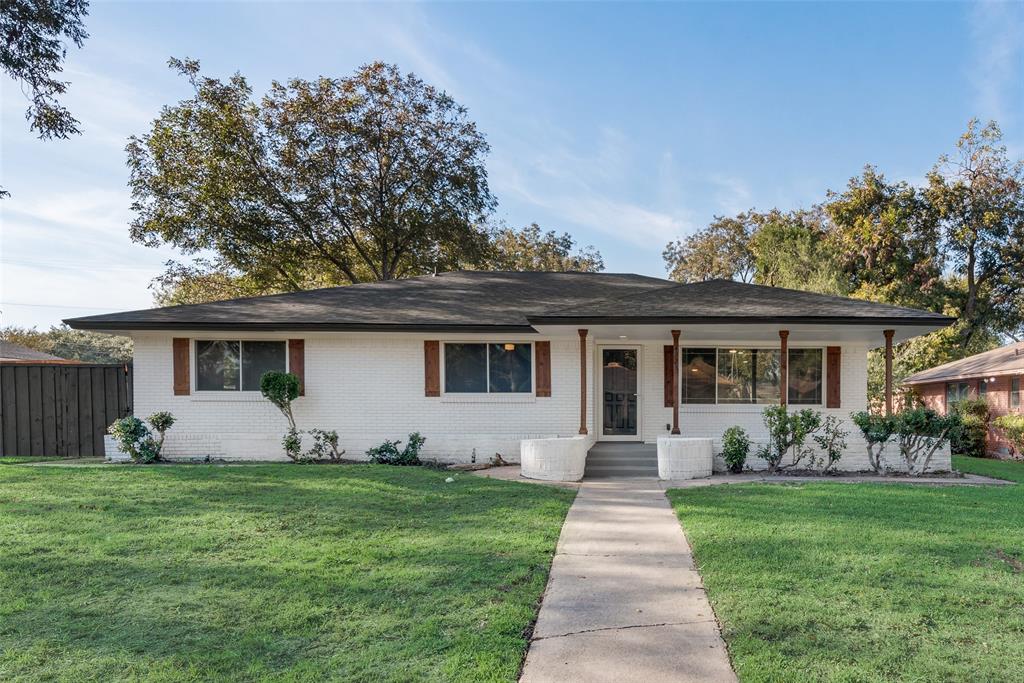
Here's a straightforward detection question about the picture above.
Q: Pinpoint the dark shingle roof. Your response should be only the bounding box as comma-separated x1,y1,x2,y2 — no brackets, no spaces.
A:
65,271,954,332
530,279,952,325
65,271,673,331
902,341,1024,385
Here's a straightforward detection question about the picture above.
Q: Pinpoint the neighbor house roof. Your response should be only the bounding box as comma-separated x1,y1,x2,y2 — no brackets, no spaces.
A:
0,341,69,363
64,271,955,332
902,341,1024,385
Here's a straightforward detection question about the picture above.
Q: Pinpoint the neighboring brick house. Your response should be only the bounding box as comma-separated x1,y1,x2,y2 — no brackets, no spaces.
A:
66,271,956,472
903,342,1024,457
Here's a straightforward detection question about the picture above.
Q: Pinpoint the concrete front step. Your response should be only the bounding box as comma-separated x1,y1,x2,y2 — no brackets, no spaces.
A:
584,442,660,479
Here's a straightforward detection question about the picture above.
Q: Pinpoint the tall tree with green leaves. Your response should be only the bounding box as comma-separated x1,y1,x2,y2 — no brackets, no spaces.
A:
925,119,1024,344
127,59,496,293
825,166,942,308
663,213,756,283
748,208,847,295
485,223,604,272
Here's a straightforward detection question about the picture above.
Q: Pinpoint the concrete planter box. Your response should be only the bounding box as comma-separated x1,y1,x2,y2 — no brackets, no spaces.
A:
103,434,132,463
520,436,589,482
657,437,713,480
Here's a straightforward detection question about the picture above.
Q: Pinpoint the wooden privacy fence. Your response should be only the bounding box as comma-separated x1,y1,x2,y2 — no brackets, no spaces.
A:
0,363,133,457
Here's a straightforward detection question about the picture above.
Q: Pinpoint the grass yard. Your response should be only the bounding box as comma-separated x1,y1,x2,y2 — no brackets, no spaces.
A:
0,464,575,682
667,462,1024,682
0,456,67,464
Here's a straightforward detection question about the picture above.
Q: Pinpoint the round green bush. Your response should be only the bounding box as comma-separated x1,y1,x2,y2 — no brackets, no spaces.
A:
721,426,750,474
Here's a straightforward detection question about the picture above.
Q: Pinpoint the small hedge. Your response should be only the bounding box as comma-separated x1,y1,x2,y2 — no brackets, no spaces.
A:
995,414,1024,457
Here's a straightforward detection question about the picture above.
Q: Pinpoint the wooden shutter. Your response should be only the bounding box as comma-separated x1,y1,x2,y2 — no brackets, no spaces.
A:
172,338,190,395
424,341,440,397
826,346,841,408
535,341,551,397
664,345,675,407
288,339,305,396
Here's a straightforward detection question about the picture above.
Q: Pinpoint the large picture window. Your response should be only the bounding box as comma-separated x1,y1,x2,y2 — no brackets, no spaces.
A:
717,348,781,404
680,347,823,405
196,340,286,391
444,343,532,393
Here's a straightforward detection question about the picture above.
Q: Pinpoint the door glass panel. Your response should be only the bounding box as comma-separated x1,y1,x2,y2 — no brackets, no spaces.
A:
602,349,638,436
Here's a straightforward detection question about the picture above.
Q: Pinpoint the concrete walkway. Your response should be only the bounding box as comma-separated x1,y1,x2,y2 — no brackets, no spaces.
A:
519,480,737,683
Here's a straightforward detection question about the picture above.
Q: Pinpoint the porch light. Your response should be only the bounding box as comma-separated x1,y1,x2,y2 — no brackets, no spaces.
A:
618,335,627,339
729,349,737,354
503,343,516,351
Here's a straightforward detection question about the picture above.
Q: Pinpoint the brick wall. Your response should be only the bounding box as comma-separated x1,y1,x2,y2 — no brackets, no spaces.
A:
132,331,950,472
912,376,1023,457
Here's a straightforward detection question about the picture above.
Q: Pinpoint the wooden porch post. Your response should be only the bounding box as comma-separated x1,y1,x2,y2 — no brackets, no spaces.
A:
884,329,894,416
578,329,588,435
671,330,681,434
779,330,789,407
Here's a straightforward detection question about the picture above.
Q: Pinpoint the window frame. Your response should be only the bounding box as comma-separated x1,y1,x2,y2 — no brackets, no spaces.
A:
1011,376,1021,411
441,341,535,396
945,381,970,408
679,345,825,407
193,339,289,393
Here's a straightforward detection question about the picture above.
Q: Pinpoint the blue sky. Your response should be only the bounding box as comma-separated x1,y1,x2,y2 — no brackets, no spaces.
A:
2,1,1022,328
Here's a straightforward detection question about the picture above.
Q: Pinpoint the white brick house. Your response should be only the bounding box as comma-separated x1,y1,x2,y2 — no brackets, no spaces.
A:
67,271,955,474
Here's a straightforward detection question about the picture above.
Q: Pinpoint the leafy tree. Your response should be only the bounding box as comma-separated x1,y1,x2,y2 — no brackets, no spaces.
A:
749,208,847,295
925,119,1024,344
1,325,132,364
825,166,942,309
127,59,496,293
150,257,336,306
484,223,603,272
0,0,88,140
663,213,755,283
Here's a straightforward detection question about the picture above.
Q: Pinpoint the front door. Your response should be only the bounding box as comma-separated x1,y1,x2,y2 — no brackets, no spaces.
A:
600,348,639,439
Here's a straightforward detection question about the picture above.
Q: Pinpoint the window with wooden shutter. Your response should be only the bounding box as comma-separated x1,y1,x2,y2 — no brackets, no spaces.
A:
424,341,440,397
172,338,190,395
288,339,305,396
826,346,841,408
535,341,551,397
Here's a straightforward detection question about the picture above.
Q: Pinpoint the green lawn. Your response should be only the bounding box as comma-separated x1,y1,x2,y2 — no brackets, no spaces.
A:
667,462,1024,682
0,464,575,682
0,456,67,464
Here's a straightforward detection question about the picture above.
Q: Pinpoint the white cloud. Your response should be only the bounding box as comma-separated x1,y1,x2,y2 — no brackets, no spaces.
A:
0,187,176,326
969,1,1024,124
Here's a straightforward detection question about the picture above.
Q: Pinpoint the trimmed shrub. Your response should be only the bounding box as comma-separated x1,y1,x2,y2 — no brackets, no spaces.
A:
368,432,425,466
811,415,849,473
949,398,990,458
892,407,960,476
260,371,302,460
307,428,345,461
721,426,750,474
756,406,822,473
109,412,176,463
851,411,895,473
995,414,1024,457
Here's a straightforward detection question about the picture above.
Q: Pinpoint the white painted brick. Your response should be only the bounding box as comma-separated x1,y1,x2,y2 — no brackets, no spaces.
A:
131,332,949,472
